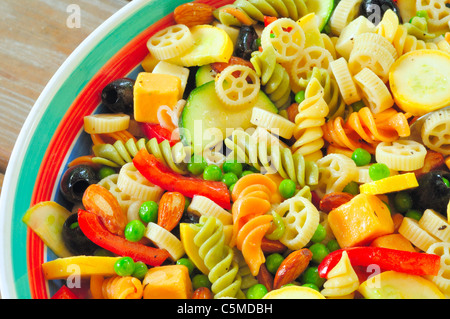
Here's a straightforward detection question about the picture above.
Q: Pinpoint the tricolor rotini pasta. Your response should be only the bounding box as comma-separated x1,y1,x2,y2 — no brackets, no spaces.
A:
31,0,450,300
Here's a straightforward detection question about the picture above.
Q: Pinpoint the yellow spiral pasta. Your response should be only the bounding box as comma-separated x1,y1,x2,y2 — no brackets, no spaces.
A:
314,153,358,198
421,107,450,155
298,66,346,119
193,216,245,299
92,137,191,174
291,78,329,162
426,242,450,297
375,140,427,171
275,190,320,250
321,251,359,298
100,275,143,299
213,0,308,27
117,163,164,202
250,45,292,109
224,128,319,187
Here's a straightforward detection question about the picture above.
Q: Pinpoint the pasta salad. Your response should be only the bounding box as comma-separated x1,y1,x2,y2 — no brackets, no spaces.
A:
24,0,450,299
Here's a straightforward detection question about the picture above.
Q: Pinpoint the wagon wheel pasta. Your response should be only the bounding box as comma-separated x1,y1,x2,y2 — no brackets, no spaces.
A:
146,24,193,60
421,107,450,155
375,140,427,171
260,17,305,62
215,64,260,108
416,0,450,33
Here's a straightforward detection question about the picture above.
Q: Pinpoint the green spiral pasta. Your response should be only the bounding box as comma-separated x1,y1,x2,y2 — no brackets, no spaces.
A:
92,137,191,174
213,0,308,27
224,128,319,187
298,67,346,120
250,46,292,110
192,216,245,299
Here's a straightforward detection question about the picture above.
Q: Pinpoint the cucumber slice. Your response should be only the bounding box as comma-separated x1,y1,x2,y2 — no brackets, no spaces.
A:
305,0,335,31
195,64,217,87
179,81,278,153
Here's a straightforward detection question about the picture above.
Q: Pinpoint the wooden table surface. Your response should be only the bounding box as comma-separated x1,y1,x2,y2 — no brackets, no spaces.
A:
0,0,131,194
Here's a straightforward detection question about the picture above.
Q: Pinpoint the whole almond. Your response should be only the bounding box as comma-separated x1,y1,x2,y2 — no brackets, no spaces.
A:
273,248,312,289
261,237,287,254
319,192,354,213
173,3,215,28
257,263,273,292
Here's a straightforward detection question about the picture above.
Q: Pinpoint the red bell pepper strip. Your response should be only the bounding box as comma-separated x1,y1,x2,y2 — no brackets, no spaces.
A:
51,285,78,299
133,148,231,210
264,16,277,26
318,246,441,278
77,209,170,266
140,123,179,146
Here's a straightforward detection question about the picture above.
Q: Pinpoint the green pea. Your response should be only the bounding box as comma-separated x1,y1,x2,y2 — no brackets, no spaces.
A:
187,155,208,175
176,258,195,276
265,211,285,241
139,201,158,224
222,160,243,177
326,239,340,252
309,242,330,264
246,283,268,299
114,257,135,276
124,220,146,242
203,164,223,181
279,179,297,199
132,261,148,280
241,170,255,177
98,166,116,179
405,209,423,221
442,177,450,187
229,183,236,193
192,274,211,290
301,266,325,288
342,181,360,195
310,224,327,243
265,253,284,275
394,191,413,213
302,283,319,291
295,90,306,104
368,163,390,181
351,148,371,166
221,172,238,188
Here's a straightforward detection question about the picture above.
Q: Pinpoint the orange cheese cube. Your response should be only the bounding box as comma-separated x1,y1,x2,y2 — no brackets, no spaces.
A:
133,72,181,124
370,233,416,252
328,193,394,248
142,265,193,299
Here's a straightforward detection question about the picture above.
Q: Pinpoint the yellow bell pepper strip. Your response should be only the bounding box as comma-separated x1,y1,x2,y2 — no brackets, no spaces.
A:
77,209,170,266
133,148,231,210
318,246,440,279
